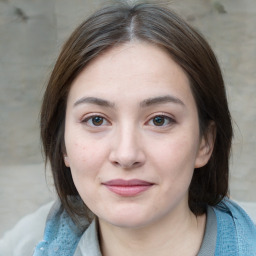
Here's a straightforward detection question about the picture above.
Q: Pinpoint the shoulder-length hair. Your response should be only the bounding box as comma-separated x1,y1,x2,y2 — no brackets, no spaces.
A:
41,2,233,220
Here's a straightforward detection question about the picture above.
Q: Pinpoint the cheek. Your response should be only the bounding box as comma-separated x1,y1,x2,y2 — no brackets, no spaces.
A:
149,133,199,182
65,136,106,175
152,133,199,164
66,139,105,199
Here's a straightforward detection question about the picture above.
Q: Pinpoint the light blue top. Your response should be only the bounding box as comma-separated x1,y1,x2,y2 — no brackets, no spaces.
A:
214,199,256,255
33,198,256,256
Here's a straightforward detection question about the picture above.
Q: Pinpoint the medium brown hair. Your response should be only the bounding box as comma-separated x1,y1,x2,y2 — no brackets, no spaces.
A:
41,2,233,219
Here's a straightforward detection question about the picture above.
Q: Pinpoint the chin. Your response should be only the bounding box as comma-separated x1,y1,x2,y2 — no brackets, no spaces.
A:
109,218,150,229
99,210,155,229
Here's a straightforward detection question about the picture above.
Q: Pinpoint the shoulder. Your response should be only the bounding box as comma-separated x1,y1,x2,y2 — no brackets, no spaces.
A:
33,199,89,256
212,198,256,255
214,198,256,233
0,201,54,256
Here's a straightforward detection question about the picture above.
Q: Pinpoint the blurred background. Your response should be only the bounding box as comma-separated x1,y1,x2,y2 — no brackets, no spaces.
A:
0,0,255,237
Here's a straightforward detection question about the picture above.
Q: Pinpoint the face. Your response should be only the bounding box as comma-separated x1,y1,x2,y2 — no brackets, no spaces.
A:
64,42,212,229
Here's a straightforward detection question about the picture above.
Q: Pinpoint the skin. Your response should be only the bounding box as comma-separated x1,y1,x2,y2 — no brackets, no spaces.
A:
64,42,215,255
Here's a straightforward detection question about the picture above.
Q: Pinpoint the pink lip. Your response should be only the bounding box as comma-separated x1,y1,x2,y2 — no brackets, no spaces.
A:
102,179,154,197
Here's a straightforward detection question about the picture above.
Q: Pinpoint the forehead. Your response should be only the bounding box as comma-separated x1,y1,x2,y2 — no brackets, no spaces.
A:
68,42,193,106
77,42,186,81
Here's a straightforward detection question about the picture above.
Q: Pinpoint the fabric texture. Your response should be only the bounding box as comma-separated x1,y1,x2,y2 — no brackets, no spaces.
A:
0,201,54,256
73,219,101,256
197,205,217,256
33,200,88,256
33,198,256,256
214,199,256,255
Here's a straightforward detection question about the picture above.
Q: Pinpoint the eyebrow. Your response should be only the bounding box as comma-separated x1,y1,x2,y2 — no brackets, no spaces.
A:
73,95,185,108
140,95,185,107
74,97,115,108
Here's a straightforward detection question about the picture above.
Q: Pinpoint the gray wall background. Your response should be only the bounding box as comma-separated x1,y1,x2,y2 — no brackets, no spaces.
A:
0,0,255,236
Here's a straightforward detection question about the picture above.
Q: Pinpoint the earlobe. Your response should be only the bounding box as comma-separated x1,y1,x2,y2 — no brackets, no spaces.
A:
195,121,216,168
64,155,70,167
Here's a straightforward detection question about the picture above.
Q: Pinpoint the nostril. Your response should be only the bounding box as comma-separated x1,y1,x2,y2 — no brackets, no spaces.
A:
111,160,142,169
108,145,146,169
133,162,141,167
113,161,120,167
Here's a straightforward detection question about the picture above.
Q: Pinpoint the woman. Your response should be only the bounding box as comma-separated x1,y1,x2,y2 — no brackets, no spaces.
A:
34,2,256,255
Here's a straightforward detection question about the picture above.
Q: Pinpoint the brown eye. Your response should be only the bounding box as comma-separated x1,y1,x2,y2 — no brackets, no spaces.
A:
91,116,104,126
82,115,108,127
153,116,165,126
148,115,175,127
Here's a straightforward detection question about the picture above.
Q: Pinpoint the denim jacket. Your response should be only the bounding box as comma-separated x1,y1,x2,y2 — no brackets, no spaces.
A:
33,198,256,256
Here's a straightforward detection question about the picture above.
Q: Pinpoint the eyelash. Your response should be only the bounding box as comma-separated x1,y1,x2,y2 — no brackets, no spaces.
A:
147,114,175,127
81,115,110,127
81,113,175,128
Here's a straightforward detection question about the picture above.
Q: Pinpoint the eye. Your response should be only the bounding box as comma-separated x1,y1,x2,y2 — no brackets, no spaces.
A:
148,115,174,127
82,115,109,127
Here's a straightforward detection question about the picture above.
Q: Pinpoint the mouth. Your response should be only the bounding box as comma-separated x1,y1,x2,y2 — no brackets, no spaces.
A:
102,179,154,197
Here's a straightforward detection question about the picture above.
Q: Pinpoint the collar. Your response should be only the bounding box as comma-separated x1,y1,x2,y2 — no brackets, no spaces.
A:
74,218,102,256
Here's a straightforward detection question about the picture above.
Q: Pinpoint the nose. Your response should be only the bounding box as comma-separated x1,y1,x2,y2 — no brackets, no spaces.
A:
109,126,146,169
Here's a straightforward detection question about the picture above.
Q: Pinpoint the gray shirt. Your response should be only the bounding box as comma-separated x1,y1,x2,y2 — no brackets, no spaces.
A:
74,206,217,256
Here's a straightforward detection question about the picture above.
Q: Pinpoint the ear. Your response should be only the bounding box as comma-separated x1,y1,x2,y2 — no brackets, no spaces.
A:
195,121,216,168
63,154,70,167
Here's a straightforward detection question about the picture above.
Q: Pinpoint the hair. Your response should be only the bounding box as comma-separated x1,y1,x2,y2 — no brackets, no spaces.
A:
41,1,233,220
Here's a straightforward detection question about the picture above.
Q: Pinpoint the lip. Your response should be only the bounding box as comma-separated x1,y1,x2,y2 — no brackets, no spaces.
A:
102,179,154,197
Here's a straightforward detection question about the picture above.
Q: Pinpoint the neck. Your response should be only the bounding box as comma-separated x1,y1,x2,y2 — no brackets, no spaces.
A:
98,203,206,256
